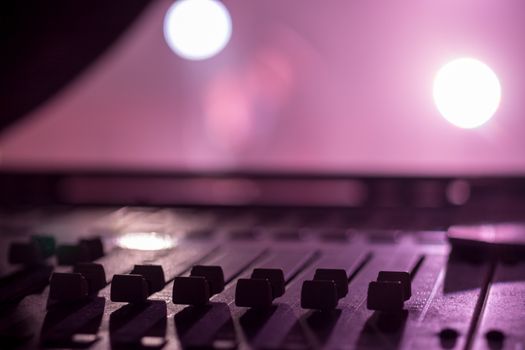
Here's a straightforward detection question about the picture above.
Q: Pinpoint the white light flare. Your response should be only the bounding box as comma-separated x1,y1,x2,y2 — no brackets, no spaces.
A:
163,0,232,60
116,232,176,251
433,58,501,129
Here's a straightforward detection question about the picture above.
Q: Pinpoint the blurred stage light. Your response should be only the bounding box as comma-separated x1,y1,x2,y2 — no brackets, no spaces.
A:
433,58,501,129
163,0,232,60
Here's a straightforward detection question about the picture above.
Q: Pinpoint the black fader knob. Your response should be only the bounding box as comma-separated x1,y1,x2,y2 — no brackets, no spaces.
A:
56,237,104,266
367,270,411,312
8,241,44,266
251,268,285,298
191,265,225,294
49,263,107,303
301,280,339,310
31,235,56,258
49,272,89,302
314,269,348,299
173,276,210,306
377,271,411,300
173,265,225,305
8,235,56,266
235,268,285,308
73,263,107,293
131,265,166,294
301,268,348,310
111,274,150,303
111,265,165,303
79,237,104,261
235,278,273,308
56,244,91,266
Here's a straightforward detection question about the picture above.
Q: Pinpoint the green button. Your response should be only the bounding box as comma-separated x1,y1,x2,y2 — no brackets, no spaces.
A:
31,235,56,258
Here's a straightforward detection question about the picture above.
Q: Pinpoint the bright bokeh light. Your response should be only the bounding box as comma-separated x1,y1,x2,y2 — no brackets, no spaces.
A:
116,232,176,251
433,58,501,129
163,0,232,60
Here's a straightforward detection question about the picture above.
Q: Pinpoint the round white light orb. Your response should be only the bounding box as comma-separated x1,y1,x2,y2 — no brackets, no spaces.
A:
163,0,232,60
433,58,501,129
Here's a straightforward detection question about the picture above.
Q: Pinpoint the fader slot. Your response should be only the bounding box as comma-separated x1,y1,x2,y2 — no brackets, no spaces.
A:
313,244,419,349
93,245,220,349
408,253,493,349
238,246,368,349
200,245,269,283
172,247,319,349
472,260,525,350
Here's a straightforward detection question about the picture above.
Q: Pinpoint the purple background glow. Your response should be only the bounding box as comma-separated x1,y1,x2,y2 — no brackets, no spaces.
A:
1,0,524,175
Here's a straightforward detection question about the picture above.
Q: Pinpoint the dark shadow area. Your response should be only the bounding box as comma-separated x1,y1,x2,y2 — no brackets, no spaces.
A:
355,310,408,350
448,227,525,266
239,303,301,349
0,337,31,350
0,265,53,304
438,328,459,349
0,311,35,350
448,240,493,264
279,318,311,350
478,237,525,286
40,296,105,348
485,329,505,350
0,301,19,318
174,302,236,349
443,248,491,293
110,300,166,350
491,259,525,283
444,246,525,293
301,309,341,347
174,304,213,337
238,305,278,343
0,0,152,132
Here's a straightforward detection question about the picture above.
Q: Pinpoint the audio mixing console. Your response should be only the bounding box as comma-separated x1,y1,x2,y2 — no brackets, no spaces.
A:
0,206,523,350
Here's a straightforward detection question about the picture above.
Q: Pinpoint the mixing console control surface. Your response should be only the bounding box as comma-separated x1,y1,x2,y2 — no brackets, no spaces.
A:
0,207,523,350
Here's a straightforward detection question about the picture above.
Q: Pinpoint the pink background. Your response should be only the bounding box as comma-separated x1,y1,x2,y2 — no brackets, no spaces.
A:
1,0,524,175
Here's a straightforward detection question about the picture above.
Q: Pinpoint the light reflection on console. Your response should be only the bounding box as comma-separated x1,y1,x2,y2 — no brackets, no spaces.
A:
116,232,176,251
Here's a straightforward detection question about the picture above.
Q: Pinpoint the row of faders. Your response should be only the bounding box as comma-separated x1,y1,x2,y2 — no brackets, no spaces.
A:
48,264,412,312
8,236,103,266
12,234,412,313
48,263,413,309
3,236,105,305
